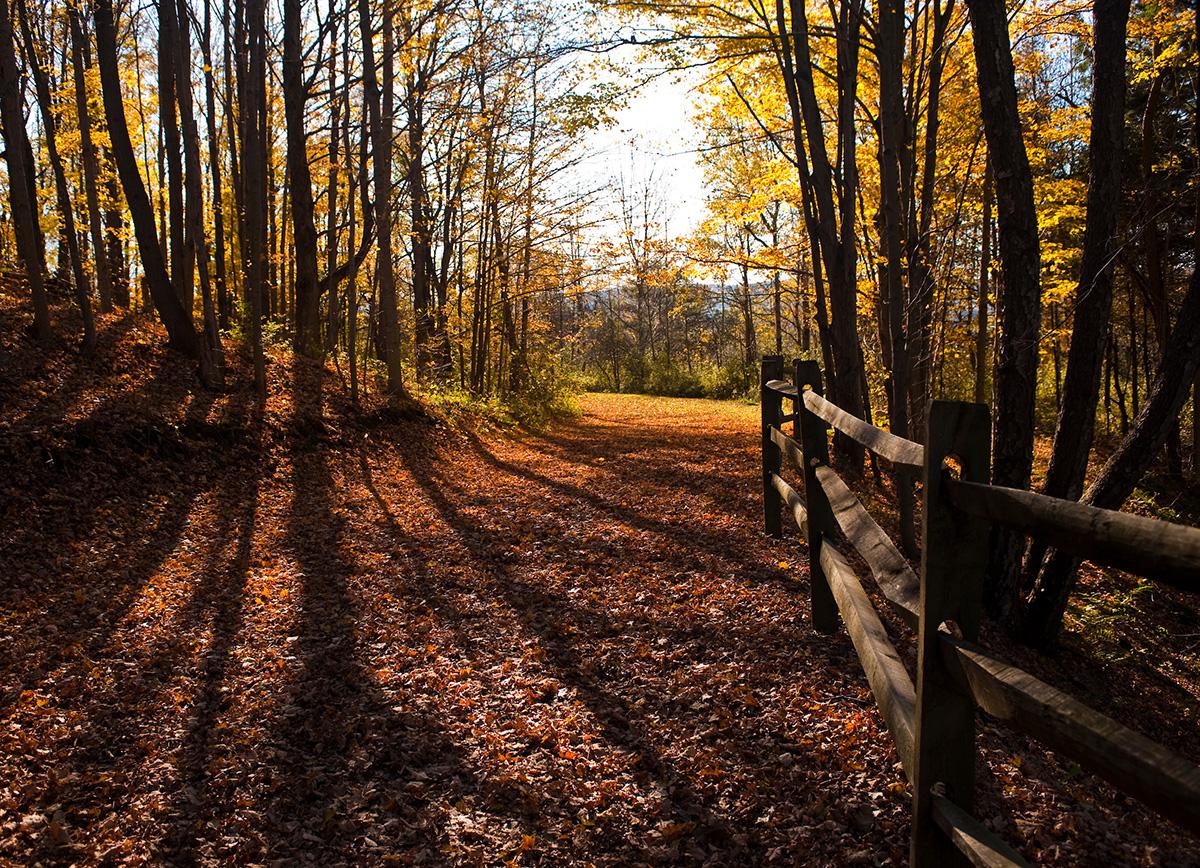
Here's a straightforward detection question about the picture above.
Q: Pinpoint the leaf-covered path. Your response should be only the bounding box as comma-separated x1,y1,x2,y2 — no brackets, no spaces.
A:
2,372,913,864
3,336,1196,865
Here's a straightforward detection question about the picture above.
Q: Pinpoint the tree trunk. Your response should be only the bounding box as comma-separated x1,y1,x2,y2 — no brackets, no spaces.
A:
103,151,130,304
68,6,115,314
775,0,865,462
223,0,242,311
1024,266,1200,645
93,0,200,357
1020,0,1131,606
283,0,322,358
201,0,229,329
975,163,991,404
966,0,1044,619
239,0,268,394
323,16,341,354
17,2,96,351
0,0,51,339
406,68,436,380
905,0,952,438
359,0,403,394
172,0,223,386
158,0,191,311
876,0,915,552
1021,0,1131,594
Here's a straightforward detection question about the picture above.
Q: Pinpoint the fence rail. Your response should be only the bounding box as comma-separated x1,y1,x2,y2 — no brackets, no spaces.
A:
758,354,1200,866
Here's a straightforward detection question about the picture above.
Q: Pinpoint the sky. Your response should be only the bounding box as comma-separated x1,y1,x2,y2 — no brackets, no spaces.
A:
571,53,710,239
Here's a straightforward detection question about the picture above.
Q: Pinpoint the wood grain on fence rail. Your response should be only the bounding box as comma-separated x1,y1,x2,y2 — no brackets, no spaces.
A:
939,629,1200,833
815,463,920,629
931,794,1030,867
765,378,799,398
770,473,808,538
944,479,1200,590
802,390,925,470
769,426,806,475
820,541,916,776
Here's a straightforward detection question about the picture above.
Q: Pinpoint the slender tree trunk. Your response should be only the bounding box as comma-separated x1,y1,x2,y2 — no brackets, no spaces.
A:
359,0,403,394
268,149,280,318
223,0,242,311
0,0,51,339
240,0,268,395
350,113,369,401
1024,267,1200,645
68,6,115,314
966,0,1044,619
94,0,200,357
323,16,341,354
17,3,96,350
740,262,757,369
1021,0,1132,606
158,0,191,311
975,164,992,404
283,0,321,357
407,70,436,380
103,151,130,304
1036,0,1130,500
876,0,915,551
775,0,865,459
201,0,229,329
905,0,951,438
172,0,222,385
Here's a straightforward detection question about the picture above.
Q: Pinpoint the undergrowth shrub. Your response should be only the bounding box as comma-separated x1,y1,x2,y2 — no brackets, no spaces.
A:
702,359,756,401
645,358,705,398
419,370,579,430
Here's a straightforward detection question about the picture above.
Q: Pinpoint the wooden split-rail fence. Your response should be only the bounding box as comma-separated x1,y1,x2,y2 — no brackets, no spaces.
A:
758,355,1200,866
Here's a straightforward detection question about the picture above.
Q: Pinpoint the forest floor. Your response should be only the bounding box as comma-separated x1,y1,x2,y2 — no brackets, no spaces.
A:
3,295,1200,866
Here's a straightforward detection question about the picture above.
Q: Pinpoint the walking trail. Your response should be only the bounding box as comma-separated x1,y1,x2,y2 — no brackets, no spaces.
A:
2,318,1191,864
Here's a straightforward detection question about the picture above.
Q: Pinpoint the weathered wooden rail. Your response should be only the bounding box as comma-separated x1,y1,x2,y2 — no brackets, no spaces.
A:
759,355,1200,866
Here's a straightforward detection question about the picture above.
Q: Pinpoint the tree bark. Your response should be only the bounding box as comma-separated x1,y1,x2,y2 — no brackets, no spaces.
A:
359,0,403,394
1023,0,1130,593
93,0,200,357
406,64,437,380
876,0,915,553
239,0,268,394
68,6,115,314
965,0,1044,619
201,0,230,329
1024,266,1200,644
905,0,952,439
283,0,322,358
0,0,51,339
775,0,866,462
103,150,130,304
323,16,341,355
158,0,191,311
17,2,96,351
172,0,223,385
975,163,991,404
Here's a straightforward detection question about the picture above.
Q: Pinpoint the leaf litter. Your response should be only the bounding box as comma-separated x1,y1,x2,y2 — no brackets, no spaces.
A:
1,298,1198,865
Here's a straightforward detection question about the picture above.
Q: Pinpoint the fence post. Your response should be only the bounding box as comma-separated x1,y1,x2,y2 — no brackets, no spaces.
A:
761,355,785,537
795,359,837,633
910,401,991,866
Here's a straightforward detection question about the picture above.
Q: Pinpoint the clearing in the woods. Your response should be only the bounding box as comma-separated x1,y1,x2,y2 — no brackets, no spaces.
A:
2,312,1198,865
